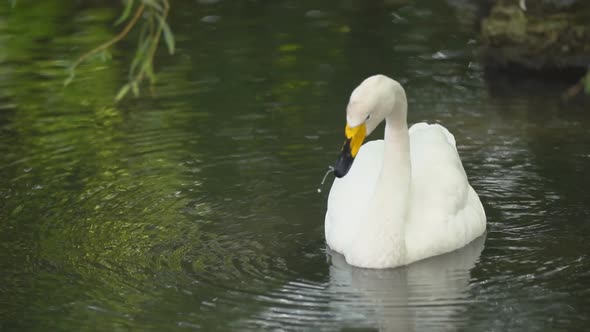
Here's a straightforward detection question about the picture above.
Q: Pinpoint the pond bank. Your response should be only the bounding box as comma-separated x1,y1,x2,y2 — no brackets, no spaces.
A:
479,0,590,96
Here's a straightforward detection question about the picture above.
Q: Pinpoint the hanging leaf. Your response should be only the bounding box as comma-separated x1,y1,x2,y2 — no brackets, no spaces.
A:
64,70,75,87
131,81,140,97
130,37,151,78
142,0,163,12
115,83,131,101
115,0,135,26
100,49,112,62
143,60,156,84
157,14,175,55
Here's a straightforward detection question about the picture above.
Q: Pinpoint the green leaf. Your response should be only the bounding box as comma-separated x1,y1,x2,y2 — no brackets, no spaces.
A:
10,0,16,8
115,83,131,101
129,53,143,79
143,61,156,84
131,81,140,97
157,14,175,55
584,72,590,95
130,37,152,78
142,0,163,12
115,0,135,26
100,49,112,62
64,69,75,87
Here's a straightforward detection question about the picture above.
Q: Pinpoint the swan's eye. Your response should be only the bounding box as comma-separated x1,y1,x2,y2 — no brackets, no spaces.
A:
366,115,371,120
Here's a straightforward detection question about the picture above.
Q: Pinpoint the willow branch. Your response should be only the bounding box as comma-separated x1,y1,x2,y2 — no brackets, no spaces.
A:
145,0,169,77
70,2,146,71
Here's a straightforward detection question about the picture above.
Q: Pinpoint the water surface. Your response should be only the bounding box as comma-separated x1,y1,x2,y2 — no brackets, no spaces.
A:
1,1,589,331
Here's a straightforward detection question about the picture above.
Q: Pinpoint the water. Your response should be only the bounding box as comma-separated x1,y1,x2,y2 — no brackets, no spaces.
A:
1,1,590,331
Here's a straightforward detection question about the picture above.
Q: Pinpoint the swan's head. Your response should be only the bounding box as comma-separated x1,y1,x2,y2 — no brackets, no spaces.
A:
334,75,404,178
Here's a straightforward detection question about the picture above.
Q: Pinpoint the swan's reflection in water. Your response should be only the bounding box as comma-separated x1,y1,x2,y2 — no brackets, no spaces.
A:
327,234,486,331
245,235,485,331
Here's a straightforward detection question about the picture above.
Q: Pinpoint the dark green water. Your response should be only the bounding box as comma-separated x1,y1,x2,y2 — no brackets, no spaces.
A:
1,1,590,331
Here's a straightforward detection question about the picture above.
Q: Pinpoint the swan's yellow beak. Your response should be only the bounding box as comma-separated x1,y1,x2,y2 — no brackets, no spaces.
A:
345,123,367,158
334,123,366,178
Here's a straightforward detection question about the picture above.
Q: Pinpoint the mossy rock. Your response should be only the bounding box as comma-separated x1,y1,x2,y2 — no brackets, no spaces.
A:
481,0,590,70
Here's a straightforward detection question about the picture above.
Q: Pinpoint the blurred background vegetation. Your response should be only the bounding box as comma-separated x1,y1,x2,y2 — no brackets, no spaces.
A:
7,0,590,100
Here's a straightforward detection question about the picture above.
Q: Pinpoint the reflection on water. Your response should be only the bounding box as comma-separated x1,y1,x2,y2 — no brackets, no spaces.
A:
246,236,485,331
1,0,590,331
329,236,485,331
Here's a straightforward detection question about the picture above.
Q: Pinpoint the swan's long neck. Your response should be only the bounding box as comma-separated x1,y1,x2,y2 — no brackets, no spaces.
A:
366,87,411,265
379,110,411,219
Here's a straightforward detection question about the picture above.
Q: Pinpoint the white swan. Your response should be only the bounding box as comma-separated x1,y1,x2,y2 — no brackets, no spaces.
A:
325,74,486,269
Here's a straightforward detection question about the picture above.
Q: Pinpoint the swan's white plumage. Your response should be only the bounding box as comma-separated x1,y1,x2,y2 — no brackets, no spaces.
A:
325,75,486,269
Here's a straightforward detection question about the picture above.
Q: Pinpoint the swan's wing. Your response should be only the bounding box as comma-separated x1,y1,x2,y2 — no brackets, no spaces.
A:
325,140,383,254
406,123,486,261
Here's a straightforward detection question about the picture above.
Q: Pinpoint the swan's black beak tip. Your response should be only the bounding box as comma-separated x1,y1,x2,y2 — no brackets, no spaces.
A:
334,139,354,178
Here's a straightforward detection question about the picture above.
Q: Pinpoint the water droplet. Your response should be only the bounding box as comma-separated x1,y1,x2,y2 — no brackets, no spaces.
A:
317,166,334,193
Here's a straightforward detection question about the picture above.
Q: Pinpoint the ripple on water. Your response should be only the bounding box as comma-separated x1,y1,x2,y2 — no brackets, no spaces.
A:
231,235,487,330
